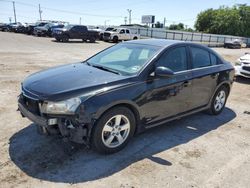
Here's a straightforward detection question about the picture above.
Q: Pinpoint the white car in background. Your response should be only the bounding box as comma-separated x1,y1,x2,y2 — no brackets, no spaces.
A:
235,53,250,78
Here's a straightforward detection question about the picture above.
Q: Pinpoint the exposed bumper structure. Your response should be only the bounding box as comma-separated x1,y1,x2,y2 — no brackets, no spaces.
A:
18,95,89,144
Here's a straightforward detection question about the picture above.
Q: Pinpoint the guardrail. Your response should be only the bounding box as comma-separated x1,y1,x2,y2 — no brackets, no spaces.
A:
128,27,250,47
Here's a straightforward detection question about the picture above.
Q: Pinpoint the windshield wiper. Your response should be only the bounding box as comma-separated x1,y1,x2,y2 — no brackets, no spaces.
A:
90,64,121,75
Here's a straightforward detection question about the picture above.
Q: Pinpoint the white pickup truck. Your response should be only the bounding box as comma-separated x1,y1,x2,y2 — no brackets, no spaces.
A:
103,28,140,42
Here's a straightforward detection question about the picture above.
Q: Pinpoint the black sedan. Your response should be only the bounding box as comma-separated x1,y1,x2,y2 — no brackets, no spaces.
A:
18,39,235,154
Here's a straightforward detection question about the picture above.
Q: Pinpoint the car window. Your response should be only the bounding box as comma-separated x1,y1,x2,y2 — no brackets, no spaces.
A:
87,43,160,75
191,47,211,68
126,30,130,34
157,47,188,72
210,53,217,65
120,29,125,34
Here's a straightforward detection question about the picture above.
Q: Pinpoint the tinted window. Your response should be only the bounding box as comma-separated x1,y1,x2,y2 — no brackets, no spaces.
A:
157,47,188,72
191,47,211,68
126,30,130,34
120,29,125,34
210,53,217,65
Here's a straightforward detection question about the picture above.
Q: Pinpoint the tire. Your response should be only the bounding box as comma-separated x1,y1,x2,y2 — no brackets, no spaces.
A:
61,35,69,42
99,34,103,40
55,38,61,42
113,36,118,43
89,37,96,43
133,37,138,40
92,107,136,154
208,86,229,115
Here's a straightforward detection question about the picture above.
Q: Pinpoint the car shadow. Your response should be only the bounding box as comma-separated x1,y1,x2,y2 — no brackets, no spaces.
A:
9,107,236,184
234,76,250,84
51,39,99,44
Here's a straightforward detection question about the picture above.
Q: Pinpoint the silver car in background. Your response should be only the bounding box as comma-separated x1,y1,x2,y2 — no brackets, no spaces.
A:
235,53,250,78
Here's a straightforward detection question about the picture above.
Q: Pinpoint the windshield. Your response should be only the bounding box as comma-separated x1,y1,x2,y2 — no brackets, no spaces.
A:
64,24,74,30
86,43,160,75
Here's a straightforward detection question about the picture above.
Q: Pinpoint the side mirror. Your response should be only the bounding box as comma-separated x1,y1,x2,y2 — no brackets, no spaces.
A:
155,66,174,78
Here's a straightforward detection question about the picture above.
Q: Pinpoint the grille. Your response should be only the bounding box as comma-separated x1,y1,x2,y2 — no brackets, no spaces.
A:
104,32,111,37
241,72,250,77
242,66,250,72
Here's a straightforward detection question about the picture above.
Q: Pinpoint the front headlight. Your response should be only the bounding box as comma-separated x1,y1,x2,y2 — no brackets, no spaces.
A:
40,97,81,115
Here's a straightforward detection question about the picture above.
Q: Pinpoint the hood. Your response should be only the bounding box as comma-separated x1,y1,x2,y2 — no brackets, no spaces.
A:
53,28,66,32
22,63,129,101
35,26,48,31
105,31,118,35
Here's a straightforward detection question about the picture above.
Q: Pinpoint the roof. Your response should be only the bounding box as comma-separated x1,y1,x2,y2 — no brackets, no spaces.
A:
125,39,183,47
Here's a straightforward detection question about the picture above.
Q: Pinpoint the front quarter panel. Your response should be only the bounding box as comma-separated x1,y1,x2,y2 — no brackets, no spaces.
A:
77,80,146,126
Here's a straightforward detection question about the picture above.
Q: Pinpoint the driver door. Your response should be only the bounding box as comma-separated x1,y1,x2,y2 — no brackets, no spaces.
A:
141,46,193,126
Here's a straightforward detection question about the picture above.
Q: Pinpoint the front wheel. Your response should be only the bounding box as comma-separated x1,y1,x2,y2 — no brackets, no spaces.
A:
208,86,229,115
113,36,118,43
92,107,136,154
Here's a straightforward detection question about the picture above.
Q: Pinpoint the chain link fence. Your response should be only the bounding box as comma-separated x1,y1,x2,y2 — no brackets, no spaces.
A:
128,27,250,47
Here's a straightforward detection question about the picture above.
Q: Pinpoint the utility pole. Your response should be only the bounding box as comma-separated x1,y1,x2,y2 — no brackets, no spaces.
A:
104,20,109,27
12,1,16,23
39,4,42,21
163,17,166,28
9,17,12,23
124,17,127,25
127,9,132,24
79,17,82,25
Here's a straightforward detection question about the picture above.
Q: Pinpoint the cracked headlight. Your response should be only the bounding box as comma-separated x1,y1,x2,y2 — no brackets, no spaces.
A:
40,97,81,115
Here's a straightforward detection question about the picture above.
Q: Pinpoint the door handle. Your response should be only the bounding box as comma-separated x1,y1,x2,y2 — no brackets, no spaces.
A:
183,81,191,87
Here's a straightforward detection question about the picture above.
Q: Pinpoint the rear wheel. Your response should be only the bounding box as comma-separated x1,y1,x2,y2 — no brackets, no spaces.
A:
92,107,136,154
133,36,138,40
208,86,229,115
89,37,96,43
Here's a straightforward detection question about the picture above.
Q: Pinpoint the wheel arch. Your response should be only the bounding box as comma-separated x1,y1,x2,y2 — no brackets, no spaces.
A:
209,81,231,105
94,101,141,133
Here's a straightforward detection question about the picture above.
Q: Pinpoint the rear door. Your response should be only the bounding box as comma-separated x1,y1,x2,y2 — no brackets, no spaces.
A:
188,45,220,109
125,29,131,40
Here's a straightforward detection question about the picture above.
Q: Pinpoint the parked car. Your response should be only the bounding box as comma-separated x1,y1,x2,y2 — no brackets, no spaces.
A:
224,39,242,49
0,23,8,31
235,52,250,78
33,23,65,37
103,28,140,43
52,25,99,42
1,22,18,32
99,27,115,40
26,21,50,35
18,39,234,154
8,22,26,32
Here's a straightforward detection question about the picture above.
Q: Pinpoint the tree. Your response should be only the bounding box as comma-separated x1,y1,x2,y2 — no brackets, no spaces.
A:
195,5,250,37
169,23,184,30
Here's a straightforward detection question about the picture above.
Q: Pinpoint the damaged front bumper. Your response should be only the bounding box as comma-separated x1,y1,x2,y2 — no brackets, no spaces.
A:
18,95,90,145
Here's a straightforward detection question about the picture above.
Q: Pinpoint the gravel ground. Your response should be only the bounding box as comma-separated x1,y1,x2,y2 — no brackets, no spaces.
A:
0,32,250,188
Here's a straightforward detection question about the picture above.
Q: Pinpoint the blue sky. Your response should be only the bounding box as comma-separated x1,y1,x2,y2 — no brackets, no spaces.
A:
0,0,248,27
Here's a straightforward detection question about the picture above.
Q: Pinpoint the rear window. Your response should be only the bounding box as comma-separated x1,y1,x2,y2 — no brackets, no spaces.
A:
210,53,218,65
190,47,211,68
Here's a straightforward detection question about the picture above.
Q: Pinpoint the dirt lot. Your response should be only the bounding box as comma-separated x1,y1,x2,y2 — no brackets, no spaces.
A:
0,32,250,188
